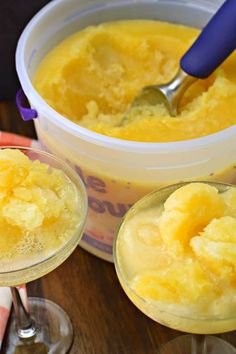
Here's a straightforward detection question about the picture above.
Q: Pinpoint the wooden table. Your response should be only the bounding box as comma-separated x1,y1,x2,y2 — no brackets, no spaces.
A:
1,100,236,354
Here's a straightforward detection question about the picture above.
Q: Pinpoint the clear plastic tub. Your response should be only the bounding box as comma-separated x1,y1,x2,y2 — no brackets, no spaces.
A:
15,0,236,262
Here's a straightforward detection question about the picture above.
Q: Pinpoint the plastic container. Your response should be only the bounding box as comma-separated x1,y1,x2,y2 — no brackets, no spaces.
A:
15,0,236,262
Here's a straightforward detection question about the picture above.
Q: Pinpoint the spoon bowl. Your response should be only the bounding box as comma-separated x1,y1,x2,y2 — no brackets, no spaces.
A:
128,69,195,117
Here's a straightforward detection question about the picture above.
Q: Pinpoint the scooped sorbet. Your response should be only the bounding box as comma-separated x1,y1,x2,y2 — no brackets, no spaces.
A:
0,149,81,270
116,183,236,324
34,20,236,142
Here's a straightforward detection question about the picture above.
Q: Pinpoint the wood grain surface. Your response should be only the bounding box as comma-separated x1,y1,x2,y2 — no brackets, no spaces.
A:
0,100,236,353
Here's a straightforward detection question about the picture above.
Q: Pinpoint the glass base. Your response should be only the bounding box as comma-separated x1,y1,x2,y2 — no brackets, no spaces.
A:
3,297,73,354
158,334,236,354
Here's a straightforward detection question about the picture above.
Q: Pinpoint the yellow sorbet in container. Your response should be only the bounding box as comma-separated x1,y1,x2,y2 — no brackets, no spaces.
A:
115,182,236,333
0,149,81,272
30,18,236,261
34,20,236,143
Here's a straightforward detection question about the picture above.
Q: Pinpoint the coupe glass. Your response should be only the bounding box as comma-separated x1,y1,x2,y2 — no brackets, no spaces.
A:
114,181,236,354
0,147,87,354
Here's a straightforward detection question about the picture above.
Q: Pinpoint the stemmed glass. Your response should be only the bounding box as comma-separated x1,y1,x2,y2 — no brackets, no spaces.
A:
113,181,236,354
0,147,87,354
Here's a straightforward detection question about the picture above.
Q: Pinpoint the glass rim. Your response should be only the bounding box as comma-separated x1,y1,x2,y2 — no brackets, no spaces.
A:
0,146,88,277
113,180,236,323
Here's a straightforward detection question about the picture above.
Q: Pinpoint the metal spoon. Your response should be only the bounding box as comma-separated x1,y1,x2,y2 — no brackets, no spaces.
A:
125,0,236,118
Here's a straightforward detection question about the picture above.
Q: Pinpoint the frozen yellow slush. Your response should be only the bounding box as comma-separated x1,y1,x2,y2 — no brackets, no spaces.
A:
115,182,236,333
33,20,236,259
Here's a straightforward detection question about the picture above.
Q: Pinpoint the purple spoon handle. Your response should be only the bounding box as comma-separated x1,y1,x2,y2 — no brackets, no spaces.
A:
181,0,236,79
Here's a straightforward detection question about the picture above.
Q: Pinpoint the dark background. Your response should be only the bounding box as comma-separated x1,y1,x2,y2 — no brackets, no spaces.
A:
0,0,51,100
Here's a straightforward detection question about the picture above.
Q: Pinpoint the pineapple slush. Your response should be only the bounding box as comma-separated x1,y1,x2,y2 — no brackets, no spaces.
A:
33,20,236,258
0,149,81,282
116,182,236,334
34,20,236,142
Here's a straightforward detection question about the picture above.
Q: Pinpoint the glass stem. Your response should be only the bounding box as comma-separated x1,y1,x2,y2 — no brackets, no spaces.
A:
10,287,37,339
191,335,207,354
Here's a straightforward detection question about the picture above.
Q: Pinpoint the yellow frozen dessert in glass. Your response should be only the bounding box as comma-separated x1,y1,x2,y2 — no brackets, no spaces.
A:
0,148,84,281
114,182,236,334
34,20,236,142
0,147,87,354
